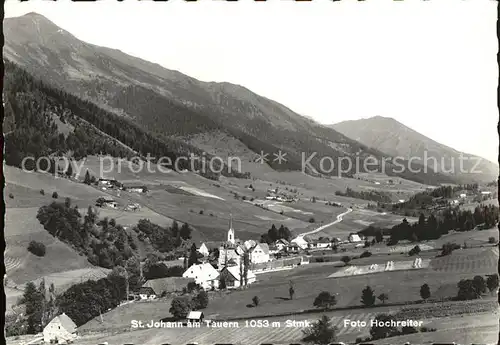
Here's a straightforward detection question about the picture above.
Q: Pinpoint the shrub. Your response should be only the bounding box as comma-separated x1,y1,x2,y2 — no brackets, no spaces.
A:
199,210,204,215
313,291,337,310
361,286,376,307
8,193,14,199
169,297,192,319
341,256,351,265
52,191,58,199
420,326,436,332
27,241,46,257
441,242,460,256
377,293,389,304
40,189,45,195
420,283,431,300
409,245,421,256
488,237,497,244
401,326,418,334
360,251,372,258
193,291,209,309
309,217,316,223
252,295,260,307
187,281,201,293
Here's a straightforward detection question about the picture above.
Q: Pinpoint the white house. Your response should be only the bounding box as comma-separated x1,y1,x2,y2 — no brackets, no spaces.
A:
96,197,118,209
220,266,257,289
198,241,221,257
314,238,331,249
291,236,308,249
43,313,78,344
183,263,220,290
198,243,210,257
187,311,204,323
97,178,116,187
348,234,362,243
249,243,270,264
244,240,257,251
125,185,147,193
218,247,241,268
460,193,467,198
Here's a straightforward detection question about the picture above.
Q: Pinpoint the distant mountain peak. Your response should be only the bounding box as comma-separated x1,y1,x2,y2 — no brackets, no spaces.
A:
5,13,79,50
369,115,399,123
331,116,498,183
23,12,46,17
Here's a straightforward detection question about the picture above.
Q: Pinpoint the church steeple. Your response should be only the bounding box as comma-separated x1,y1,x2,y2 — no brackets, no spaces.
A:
227,214,235,245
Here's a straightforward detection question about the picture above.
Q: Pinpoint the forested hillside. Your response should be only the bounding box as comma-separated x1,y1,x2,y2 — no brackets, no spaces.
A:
4,13,460,185
3,60,247,180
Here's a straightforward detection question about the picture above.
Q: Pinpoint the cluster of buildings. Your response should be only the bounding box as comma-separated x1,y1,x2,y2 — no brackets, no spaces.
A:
93,178,147,211
97,178,148,194
264,187,297,202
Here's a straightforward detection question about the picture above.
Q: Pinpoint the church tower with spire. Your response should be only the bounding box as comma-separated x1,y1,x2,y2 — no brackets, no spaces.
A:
227,214,235,245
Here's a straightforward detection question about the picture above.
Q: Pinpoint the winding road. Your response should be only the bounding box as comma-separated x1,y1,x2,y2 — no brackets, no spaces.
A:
299,207,353,238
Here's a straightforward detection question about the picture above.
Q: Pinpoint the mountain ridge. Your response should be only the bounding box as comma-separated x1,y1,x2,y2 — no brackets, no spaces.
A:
3,13,466,185
331,116,498,183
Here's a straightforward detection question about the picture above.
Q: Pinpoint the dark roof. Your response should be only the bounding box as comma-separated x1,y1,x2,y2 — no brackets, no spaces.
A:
202,241,222,250
276,239,290,245
143,277,194,295
252,243,270,254
138,287,156,295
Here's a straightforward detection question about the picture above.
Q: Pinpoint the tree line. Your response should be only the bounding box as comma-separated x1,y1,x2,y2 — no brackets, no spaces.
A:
360,204,499,244
335,187,392,203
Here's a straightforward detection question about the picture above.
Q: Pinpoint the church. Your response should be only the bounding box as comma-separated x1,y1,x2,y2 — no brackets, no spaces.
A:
217,215,246,267
197,215,270,269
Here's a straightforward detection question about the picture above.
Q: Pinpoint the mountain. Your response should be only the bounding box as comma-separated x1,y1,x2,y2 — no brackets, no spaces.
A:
331,116,498,184
3,13,455,185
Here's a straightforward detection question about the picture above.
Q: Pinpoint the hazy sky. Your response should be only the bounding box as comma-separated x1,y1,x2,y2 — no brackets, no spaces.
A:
5,0,498,163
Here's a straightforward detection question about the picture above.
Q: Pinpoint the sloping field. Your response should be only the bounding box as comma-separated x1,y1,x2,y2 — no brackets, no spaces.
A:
184,130,277,177
4,207,93,285
372,311,498,345
127,189,308,241
73,300,498,345
74,309,383,345
31,267,110,294
258,171,427,196
78,298,175,333
197,246,496,320
433,228,498,248
5,166,108,206
78,206,175,229
313,208,419,238
430,247,498,274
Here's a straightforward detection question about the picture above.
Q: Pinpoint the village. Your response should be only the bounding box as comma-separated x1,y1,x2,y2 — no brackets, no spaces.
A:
19,172,495,345
4,1,500,343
